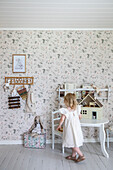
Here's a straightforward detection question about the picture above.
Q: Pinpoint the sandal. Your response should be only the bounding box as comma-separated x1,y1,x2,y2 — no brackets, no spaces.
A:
75,155,85,163
65,155,76,160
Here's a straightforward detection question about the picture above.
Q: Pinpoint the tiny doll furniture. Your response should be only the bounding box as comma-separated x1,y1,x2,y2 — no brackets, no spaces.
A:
106,126,113,148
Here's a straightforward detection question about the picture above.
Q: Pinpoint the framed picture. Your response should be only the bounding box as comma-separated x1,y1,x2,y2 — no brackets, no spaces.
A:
64,83,76,96
12,54,26,73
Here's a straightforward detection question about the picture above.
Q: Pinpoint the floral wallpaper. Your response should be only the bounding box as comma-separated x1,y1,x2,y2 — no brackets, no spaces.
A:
0,30,113,141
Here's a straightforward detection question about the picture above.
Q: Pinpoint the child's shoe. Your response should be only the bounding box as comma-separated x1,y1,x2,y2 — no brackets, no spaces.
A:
75,154,85,162
65,155,76,160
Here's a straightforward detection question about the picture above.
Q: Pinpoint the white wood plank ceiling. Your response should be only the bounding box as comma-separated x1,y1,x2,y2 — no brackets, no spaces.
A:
0,0,113,29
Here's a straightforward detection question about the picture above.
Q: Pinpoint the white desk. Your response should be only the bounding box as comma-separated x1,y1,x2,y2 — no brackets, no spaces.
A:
52,110,109,158
80,118,109,158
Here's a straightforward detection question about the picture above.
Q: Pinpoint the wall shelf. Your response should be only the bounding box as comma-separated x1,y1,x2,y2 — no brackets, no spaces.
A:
5,77,34,85
57,88,109,92
57,87,110,109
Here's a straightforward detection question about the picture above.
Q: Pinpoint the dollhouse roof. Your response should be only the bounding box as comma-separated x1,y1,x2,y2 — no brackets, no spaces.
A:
79,93,103,107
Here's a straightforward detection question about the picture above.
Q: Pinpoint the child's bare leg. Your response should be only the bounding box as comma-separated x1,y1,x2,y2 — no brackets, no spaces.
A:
65,148,76,160
72,148,77,157
73,147,83,157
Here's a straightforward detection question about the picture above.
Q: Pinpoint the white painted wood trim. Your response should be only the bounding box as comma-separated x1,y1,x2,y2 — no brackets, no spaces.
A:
0,140,23,145
57,88,109,92
0,28,113,30
0,138,113,145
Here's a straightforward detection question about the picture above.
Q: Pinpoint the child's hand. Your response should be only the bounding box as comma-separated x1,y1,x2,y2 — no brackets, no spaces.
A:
56,125,61,131
79,114,82,120
56,115,65,131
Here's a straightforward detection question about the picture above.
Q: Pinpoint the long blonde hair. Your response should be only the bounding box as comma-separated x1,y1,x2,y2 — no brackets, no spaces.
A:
64,93,77,110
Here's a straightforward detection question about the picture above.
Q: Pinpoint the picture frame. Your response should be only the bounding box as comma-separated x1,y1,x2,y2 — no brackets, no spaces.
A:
64,83,76,96
12,54,26,73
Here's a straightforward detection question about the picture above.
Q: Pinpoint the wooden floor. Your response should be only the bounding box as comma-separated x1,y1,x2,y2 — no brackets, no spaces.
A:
0,143,113,170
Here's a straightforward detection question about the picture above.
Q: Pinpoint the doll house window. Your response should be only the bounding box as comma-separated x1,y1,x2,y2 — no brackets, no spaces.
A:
82,110,87,114
92,111,97,119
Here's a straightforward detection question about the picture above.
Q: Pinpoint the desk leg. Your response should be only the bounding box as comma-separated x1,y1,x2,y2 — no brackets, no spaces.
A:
106,129,109,148
52,131,54,150
99,124,109,158
62,145,64,154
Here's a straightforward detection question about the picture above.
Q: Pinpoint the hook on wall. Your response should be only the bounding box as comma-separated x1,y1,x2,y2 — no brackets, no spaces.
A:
5,77,34,85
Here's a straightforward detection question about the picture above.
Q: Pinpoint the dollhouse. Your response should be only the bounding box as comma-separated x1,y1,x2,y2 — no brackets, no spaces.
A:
79,94,103,120
57,83,110,120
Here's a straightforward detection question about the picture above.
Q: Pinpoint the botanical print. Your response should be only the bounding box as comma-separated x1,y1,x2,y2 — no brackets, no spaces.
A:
13,54,26,73
0,30,113,141
15,57,24,70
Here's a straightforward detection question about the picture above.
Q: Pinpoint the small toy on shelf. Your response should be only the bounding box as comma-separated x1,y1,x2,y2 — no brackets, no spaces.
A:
64,83,76,96
60,84,65,97
89,102,96,107
81,84,94,99
81,90,87,99
91,84,101,95
56,84,65,97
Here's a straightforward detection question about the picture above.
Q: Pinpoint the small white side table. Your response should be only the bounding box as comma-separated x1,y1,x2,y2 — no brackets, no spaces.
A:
80,118,109,158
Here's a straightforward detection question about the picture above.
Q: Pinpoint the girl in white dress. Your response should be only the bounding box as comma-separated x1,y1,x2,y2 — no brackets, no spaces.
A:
56,93,85,162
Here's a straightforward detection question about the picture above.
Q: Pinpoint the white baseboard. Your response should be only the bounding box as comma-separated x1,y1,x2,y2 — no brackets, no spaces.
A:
0,138,113,145
0,140,23,145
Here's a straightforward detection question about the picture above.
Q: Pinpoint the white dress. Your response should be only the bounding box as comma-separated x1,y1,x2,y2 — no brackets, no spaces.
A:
59,105,84,148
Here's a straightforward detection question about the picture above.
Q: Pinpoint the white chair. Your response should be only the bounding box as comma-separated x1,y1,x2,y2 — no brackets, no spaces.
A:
106,126,113,148
52,110,64,153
